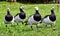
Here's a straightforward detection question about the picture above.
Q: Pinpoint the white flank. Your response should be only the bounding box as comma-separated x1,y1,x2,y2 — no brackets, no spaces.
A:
42,16,54,24
14,15,24,23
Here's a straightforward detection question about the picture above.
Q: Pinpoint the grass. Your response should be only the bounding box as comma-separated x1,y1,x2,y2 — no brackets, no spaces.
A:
0,1,60,36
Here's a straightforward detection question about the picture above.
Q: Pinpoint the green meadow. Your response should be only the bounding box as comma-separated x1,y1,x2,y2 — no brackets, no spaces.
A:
0,1,60,36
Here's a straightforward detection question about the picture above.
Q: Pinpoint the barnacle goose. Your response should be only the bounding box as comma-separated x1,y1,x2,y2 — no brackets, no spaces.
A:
40,7,56,27
4,8,14,27
25,7,41,29
14,6,26,25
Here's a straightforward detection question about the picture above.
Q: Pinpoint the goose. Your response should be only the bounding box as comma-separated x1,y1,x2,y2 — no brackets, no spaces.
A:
40,7,56,27
25,7,41,29
4,8,14,27
14,6,26,25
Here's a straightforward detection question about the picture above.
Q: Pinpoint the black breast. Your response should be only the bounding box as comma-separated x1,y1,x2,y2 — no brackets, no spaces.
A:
19,12,26,19
49,14,56,22
33,14,41,21
5,15,13,21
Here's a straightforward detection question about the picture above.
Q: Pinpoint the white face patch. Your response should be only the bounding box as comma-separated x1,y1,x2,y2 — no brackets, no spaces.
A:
35,7,38,10
51,7,54,10
7,8,10,11
20,6,24,9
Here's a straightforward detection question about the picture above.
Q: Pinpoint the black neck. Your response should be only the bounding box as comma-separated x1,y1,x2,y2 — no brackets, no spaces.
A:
20,9,24,12
51,10,54,14
35,10,39,14
7,11,10,15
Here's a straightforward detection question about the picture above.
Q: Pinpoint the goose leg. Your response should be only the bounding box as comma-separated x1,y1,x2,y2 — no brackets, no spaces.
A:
31,25,33,30
36,24,38,30
31,25,32,29
6,24,7,27
4,21,7,27
46,24,47,27
51,24,52,28
17,23,18,25
30,24,33,30
25,22,27,26
11,23,14,27
22,22,24,25
25,21,28,26
11,19,14,27
5,24,8,31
